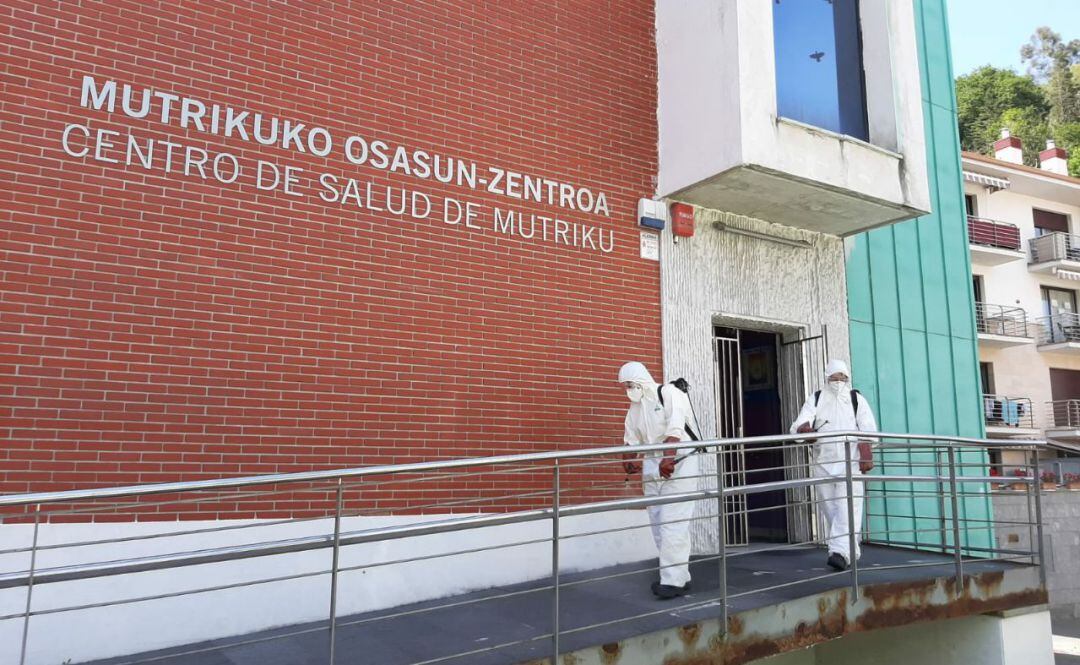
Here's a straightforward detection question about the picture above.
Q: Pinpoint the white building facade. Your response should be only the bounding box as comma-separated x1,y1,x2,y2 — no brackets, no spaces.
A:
964,136,1080,471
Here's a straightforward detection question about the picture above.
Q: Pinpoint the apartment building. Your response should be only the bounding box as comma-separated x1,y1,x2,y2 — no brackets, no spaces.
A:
965,133,1080,471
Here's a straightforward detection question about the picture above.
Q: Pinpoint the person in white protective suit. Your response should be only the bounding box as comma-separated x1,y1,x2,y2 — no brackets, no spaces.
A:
789,359,878,572
618,361,701,600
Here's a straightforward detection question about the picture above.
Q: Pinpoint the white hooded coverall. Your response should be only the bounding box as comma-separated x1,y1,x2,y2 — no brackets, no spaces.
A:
789,360,878,564
620,362,700,588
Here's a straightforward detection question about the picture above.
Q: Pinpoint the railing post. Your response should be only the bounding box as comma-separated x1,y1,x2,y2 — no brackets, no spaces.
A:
716,444,728,635
1031,450,1047,587
19,504,41,665
946,447,965,590
844,439,859,603
551,461,561,664
328,479,343,665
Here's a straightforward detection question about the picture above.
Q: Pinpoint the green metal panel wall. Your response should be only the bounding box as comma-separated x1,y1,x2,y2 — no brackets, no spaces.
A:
846,0,992,552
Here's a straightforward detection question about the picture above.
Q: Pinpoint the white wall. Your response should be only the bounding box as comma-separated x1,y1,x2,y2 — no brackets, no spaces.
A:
0,512,654,665
968,182,1080,425
659,208,849,553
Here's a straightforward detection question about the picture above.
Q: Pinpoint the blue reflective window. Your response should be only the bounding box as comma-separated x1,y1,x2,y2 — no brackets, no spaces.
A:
773,0,869,141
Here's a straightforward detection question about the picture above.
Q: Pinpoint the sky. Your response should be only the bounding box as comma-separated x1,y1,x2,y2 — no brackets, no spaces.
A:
947,0,1080,77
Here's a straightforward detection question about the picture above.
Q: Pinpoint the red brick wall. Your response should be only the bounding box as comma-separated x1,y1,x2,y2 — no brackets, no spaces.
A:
1,0,661,514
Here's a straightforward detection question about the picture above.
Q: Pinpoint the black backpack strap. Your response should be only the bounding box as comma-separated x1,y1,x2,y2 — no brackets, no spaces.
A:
851,390,860,416
658,383,701,443
814,390,821,406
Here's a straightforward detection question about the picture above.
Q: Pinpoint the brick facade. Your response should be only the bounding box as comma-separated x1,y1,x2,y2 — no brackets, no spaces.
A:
1,1,661,513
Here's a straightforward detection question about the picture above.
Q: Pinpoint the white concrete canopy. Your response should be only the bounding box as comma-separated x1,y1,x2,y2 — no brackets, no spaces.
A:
971,244,1027,266
656,0,931,237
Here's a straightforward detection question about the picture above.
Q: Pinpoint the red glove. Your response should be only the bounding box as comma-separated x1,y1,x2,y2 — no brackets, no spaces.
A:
622,460,642,475
659,457,676,478
857,441,874,473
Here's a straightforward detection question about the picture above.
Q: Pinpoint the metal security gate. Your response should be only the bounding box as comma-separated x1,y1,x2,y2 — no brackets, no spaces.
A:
714,329,749,546
779,327,828,545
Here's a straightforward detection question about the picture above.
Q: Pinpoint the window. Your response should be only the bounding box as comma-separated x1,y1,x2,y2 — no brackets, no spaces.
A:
1043,286,1076,318
1034,208,1068,236
979,362,994,395
972,276,984,304
773,0,869,141
964,194,977,217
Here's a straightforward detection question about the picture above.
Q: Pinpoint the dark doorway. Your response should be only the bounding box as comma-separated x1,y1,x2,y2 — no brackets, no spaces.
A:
739,330,788,542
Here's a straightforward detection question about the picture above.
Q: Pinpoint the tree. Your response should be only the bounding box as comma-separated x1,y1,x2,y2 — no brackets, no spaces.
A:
1021,27,1080,83
1054,122,1080,176
955,66,1049,153
1021,27,1080,126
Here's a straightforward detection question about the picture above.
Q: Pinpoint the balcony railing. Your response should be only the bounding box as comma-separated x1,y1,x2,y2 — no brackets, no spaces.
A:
1030,232,1080,264
968,216,1021,251
975,303,1031,338
1047,399,1080,428
1038,312,1080,344
983,394,1035,430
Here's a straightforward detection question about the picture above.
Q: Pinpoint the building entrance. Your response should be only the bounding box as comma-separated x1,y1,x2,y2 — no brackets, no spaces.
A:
713,324,827,545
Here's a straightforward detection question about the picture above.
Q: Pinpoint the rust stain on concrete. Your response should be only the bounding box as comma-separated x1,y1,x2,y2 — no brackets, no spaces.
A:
659,571,1044,665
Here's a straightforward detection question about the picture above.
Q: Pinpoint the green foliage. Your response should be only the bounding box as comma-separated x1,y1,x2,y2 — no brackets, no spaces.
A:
957,28,1080,177
1020,27,1080,83
955,66,1048,153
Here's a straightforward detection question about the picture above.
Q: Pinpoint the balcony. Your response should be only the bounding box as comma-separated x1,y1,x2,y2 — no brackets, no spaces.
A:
983,394,1040,438
968,216,1024,265
655,1,930,236
1047,399,1080,441
1037,312,1080,352
975,303,1033,348
1029,233,1080,280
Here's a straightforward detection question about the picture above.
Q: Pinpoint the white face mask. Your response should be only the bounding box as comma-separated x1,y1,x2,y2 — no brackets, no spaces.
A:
626,384,644,403
829,380,847,394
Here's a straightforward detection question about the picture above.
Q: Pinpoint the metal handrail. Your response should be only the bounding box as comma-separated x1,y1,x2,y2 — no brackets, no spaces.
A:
1,431,1050,665
968,215,1021,251
975,302,1031,338
1030,231,1080,263
982,394,1036,429
1037,312,1080,344
0,430,1038,508
1047,399,1080,429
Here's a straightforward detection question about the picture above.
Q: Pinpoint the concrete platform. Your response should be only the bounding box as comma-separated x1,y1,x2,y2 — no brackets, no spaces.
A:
89,545,1044,665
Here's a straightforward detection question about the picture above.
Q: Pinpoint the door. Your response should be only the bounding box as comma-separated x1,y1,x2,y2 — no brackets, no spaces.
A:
779,327,828,544
1043,286,1077,343
713,328,749,546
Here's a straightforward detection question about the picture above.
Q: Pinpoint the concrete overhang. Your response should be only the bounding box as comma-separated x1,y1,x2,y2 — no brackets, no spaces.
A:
556,566,1045,665
666,162,926,237
979,333,1034,349
970,244,1026,266
985,425,1042,439
1038,341,1080,354
1029,260,1080,279
1046,428,1080,443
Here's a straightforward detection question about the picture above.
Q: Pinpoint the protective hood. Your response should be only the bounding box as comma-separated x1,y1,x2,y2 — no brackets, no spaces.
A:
824,359,849,380
618,361,660,401
824,359,852,405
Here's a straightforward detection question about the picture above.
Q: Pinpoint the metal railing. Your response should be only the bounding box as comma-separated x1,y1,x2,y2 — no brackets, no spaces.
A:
1047,400,1080,429
1030,232,1080,264
0,432,1048,665
975,302,1031,338
983,394,1036,430
1037,312,1080,344
968,215,1021,251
